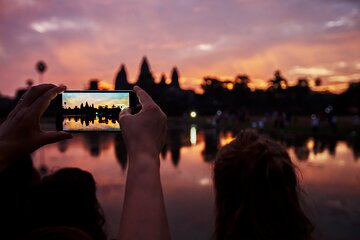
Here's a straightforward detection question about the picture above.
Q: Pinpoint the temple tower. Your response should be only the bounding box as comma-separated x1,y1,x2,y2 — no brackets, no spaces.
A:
115,64,131,90
136,56,155,91
170,67,180,89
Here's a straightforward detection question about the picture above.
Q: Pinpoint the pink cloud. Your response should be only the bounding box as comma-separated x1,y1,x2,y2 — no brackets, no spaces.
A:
0,0,359,96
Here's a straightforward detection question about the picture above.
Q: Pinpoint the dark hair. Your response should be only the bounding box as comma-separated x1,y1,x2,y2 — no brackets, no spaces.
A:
28,168,106,240
214,129,314,240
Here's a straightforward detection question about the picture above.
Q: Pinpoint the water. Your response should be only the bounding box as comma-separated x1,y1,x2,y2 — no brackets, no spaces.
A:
33,125,360,240
62,116,120,131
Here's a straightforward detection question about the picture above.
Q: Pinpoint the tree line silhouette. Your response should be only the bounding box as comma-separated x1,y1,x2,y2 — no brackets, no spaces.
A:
61,101,123,126
62,101,122,116
196,71,360,116
110,56,360,117
0,57,359,117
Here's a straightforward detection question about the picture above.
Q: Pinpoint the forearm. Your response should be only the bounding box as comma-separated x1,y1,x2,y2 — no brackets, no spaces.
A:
118,153,171,240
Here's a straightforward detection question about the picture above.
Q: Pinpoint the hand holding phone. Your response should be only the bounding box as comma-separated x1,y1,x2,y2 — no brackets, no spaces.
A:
119,86,167,158
56,90,136,132
0,84,72,171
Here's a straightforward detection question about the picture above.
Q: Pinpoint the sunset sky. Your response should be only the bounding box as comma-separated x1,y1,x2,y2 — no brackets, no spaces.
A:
0,0,359,96
63,92,129,108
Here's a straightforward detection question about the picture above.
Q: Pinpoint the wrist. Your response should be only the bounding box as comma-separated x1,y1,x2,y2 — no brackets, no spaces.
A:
128,148,160,161
126,152,161,191
128,151,160,170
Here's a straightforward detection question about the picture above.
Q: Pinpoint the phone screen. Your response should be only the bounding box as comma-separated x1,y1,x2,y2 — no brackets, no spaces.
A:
59,91,131,132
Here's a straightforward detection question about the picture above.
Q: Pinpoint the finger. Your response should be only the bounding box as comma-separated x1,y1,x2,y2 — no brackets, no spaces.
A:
41,131,73,145
7,84,56,119
7,103,23,120
120,107,132,117
31,85,66,117
22,84,57,107
8,84,57,119
133,86,154,107
119,107,132,122
119,107,132,128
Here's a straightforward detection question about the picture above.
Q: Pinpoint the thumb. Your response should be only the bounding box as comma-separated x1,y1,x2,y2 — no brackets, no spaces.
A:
42,131,73,145
119,107,132,122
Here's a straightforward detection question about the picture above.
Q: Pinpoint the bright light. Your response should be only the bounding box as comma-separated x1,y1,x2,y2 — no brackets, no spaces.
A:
190,111,197,118
226,83,234,90
190,125,197,145
165,78,171,84
199,177,211,186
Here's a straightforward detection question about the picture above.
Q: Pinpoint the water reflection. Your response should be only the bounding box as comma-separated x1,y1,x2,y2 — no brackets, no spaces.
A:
78,133,113,157
190,125,197,145
58,139,69,153
348,137,360,160
62,116,120,131
52,126,360,167
34,124,360,240
202,128,220,162
114,134,127,170
167,128,182,166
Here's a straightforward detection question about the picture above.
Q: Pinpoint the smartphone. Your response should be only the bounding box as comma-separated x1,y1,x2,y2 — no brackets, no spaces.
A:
56,90,136,132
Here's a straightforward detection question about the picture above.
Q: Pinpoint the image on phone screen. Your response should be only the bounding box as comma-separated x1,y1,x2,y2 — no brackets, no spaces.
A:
59,91,131,132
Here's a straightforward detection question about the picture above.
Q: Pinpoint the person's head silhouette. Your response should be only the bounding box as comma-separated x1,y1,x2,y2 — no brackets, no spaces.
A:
214,129,313,240
28,168,106,240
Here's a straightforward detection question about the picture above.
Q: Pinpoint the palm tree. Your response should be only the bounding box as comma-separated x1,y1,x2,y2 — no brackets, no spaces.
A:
269,70,288,91
234,74,250,91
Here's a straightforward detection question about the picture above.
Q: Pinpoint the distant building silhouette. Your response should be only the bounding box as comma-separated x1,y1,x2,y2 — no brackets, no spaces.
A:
170,67,180,90
136,56,156,91
115,64,131,90
89,79,99,90
315,77,322,86
158,74,168,89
